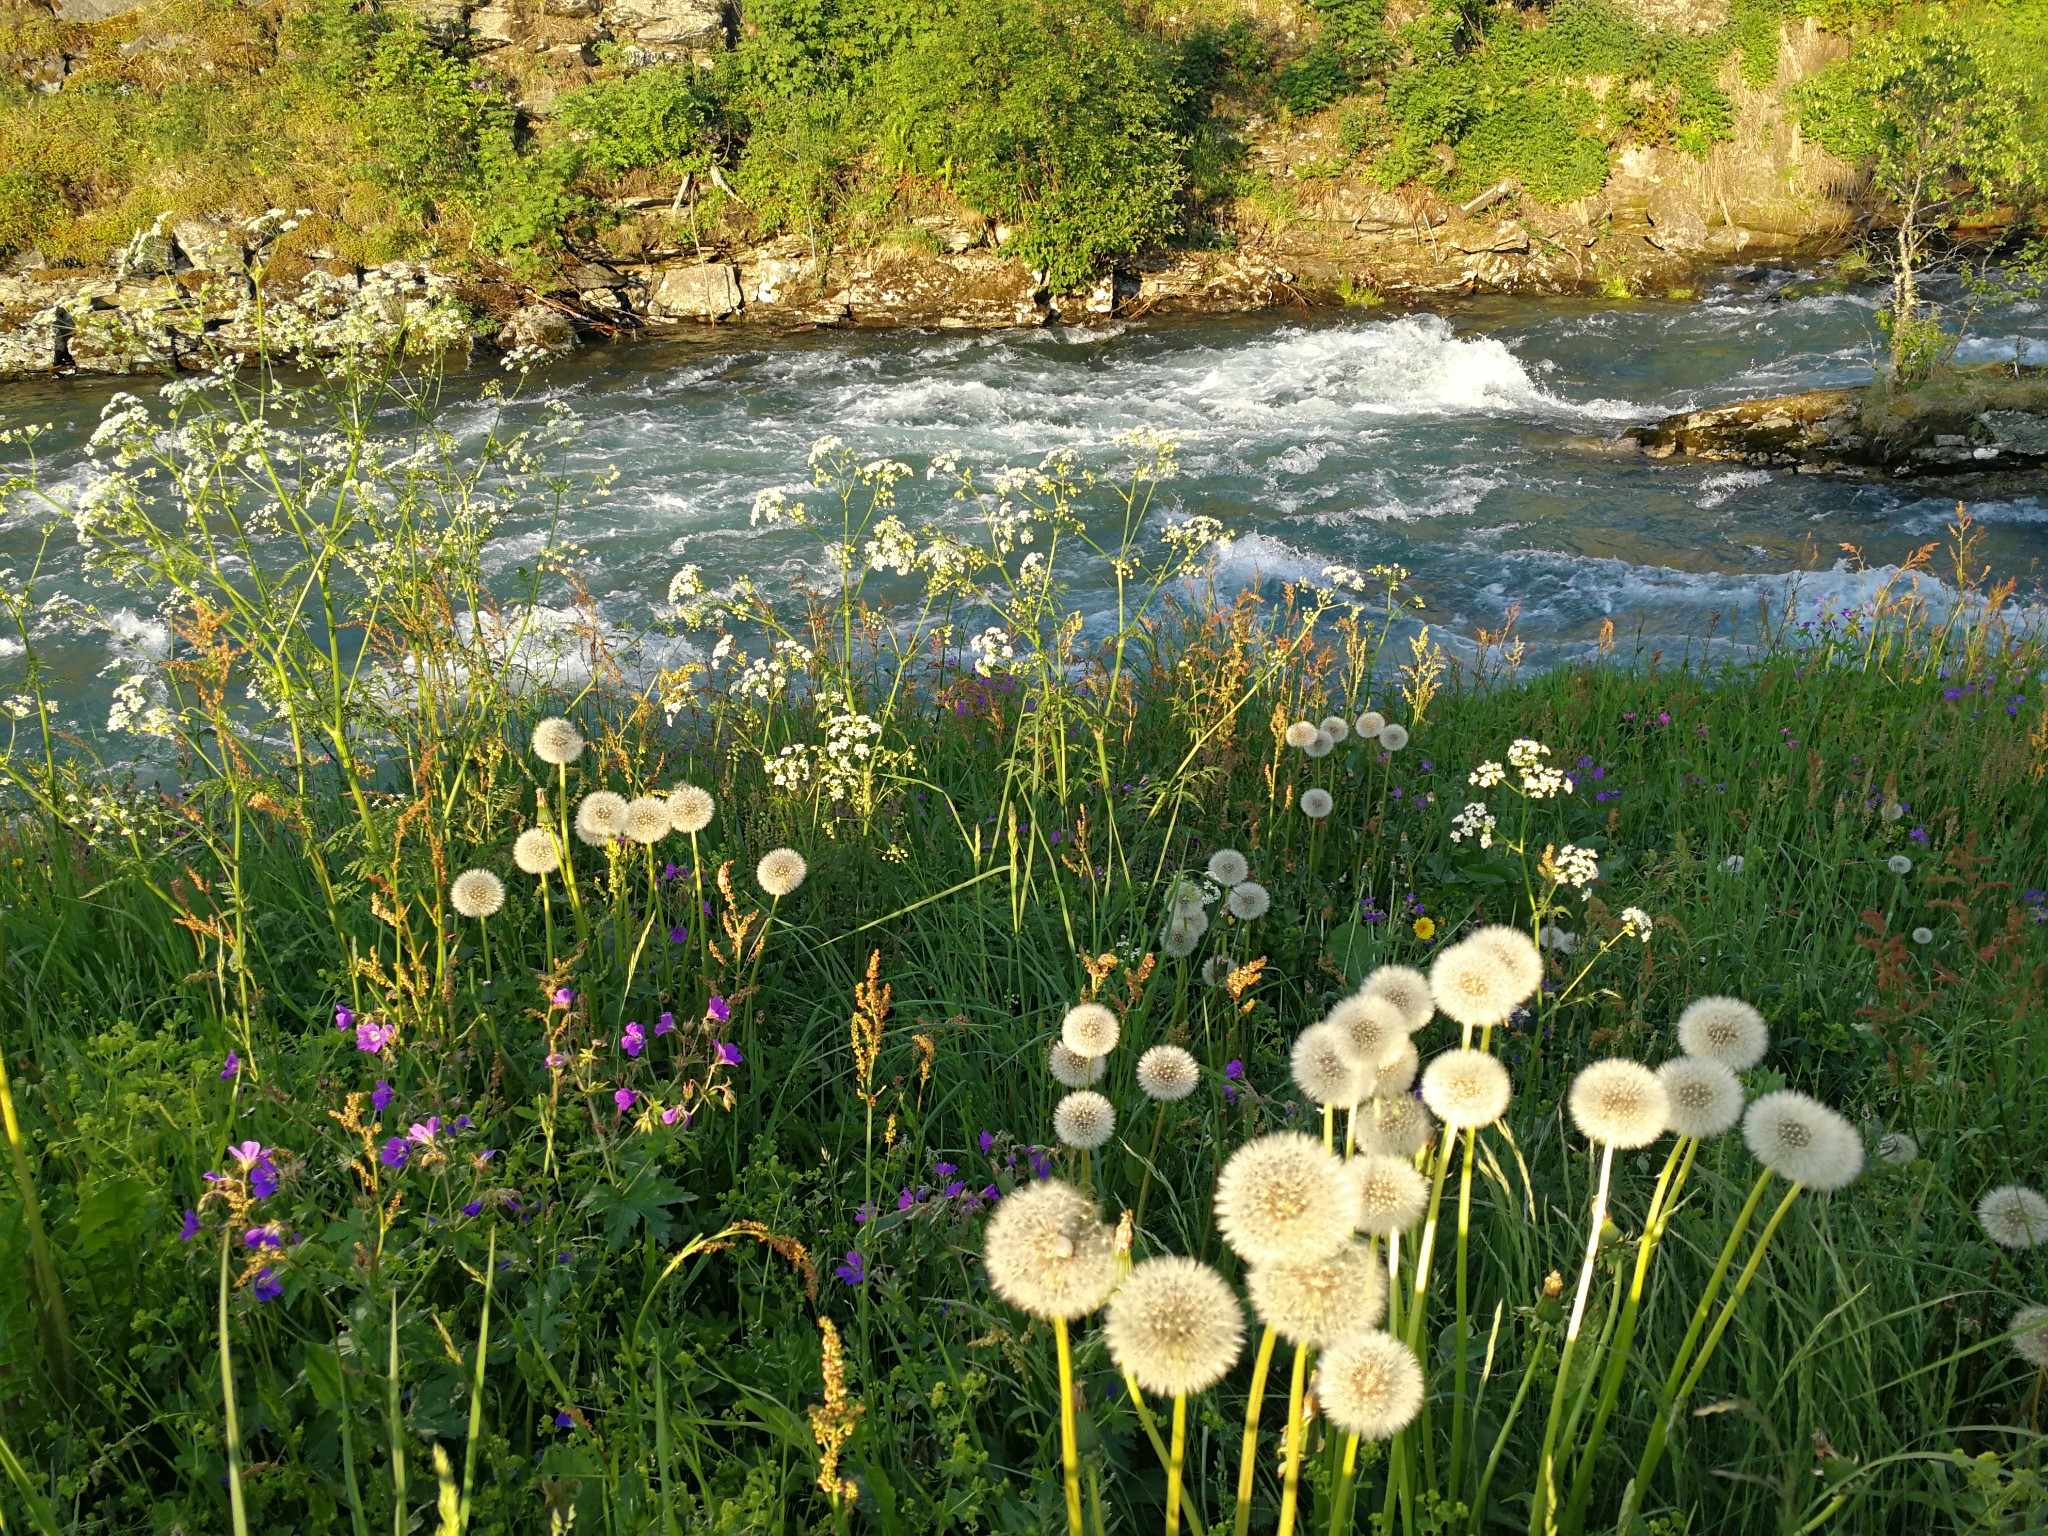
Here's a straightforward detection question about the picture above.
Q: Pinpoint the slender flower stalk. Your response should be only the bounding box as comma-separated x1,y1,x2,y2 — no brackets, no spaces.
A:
1233,1325,1280,1536
1529,1142,1615,1536
218,1230,250,1536
1277,1343,1313,1536
1054,1317,1084,1536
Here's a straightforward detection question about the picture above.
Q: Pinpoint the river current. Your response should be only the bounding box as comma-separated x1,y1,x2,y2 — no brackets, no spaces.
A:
3,265,2046,727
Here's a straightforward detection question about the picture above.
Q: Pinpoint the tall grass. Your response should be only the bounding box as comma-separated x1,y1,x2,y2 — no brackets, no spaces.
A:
0,333,2045,1534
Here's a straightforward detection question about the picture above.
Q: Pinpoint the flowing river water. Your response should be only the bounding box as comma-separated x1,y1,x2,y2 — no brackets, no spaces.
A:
3,264,2046,728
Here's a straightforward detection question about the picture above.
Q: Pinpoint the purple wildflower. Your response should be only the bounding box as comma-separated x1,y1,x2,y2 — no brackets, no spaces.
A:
545,1051,569,1069
552,988,575,1008
462,1200,484,1217
669,925,688,945
854,1201,877,1224
835,1251,867,1286
943,1181,966,1198
934,1162,957,1178
661,1104,691,1127
249,1161,279,1201
706,996,731,1024
244,1223,285,1250
713,1040,742,1067
1225,1059,1244,1081
408,1118,440,1146
978,1131,995,1155
355,1021,392,1054
221,1052,240,1080
228,1140,271,1171
614,1088,636,1112
179,1209,201,1242
622,1022,646,1059
334,1006,354,1033
380,1138,408,1168
253,1268,283,1303
371,1079,394,1113
655,1012,675,1036
555,1411,575,1429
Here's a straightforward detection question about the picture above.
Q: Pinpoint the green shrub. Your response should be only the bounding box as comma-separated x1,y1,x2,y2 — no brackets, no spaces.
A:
1274,40,1352,116
553,64,726,177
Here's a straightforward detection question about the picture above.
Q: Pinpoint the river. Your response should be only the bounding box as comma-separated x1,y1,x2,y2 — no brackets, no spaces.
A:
3,264,2046,731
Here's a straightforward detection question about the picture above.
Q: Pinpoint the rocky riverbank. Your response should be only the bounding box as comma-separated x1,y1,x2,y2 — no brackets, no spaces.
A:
1626,374,2048,476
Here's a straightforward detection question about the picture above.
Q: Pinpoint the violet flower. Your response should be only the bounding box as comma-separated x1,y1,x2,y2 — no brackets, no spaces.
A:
221,1052,240,1080
371,1079,394,1113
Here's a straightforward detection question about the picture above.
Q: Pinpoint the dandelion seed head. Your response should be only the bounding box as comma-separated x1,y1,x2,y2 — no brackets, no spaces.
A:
1207,849,1250,886
1214,1132,1355,1265
1676,996,1769,1070
1370,1039,1419,1098
622,796,672,845
1202,955,1235,988
1292,1023,1365,1108
1062,1002,1121,1058
1316,1331,1424,1440
1356,710,1386,739
1877,1131,1918,1164
574,791,627,846
1304,730,1335,759
1429,935,1526,1028
1352,1153,1430,1236
1049,1041,1107,1088
1979,1186,2048,1249
1053,1090,1115,1150
1137,1045,1200,1102
1420,1048,1511,1129
668,784,715,834
450,868,504,919
1362,965,1434,1033
1284,721,1319,750
1358,1094,1434,1158
512,827,559,876
982,1179,1117,1321
531,716,584,766
1469,924,1542,1004
1104,1256,1245,1398
1911,926,1934,945
1378,723,1409,752
1300,788,1334,820
1226,881,1271,921
2011,1305,2048,1369
757,847,808,897
1320,715,1351,743
1742,1090,1862,1190
1163,904,1209,958
1568,1059,1668,1148
1246,1240,1385,1346
1656,1057,1743,1139
1888,854,1913,875
1328,992,1408,1073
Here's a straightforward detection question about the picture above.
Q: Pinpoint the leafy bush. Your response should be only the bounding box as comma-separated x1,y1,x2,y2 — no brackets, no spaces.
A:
553,65,725,177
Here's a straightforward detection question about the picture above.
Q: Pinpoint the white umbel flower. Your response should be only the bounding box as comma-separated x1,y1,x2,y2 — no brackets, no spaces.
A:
1742,1091,1862,1190
450,869,505,919
1104,1256,1246,1397
574,791,627,846
512,827,560,875
1214,1132,1355,1265
1978,1186,2048,1249
983,1180,1117,1321
1300,788,1334,820
1676,996,1769,1071
1420,1049,1512,1129
756,847,807,896
1656,1058,1744,1139
1316,1331,1423,1440
1062,1003,1120,1058
1137,1045,1200,1101
668,784,715,834
1054,1091,1116,1151
531,716,585,766
1568,1059,1668,1148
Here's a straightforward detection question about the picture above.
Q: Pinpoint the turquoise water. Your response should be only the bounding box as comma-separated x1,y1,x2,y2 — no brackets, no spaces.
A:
3,266,2046,724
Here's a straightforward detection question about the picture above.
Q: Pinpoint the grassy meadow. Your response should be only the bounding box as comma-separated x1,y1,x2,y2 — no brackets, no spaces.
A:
2,321,2048,1536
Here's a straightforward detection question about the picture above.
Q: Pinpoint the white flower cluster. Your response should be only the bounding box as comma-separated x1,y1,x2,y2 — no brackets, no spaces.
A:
1450,802,1497,848
666,565,728,628
1504,739,1572,798
1162,517,1226,555
857,459,913,502
863,516,919,575
105,671,174,737
1620,907,1655,941
816,707,884,803
766,743,813,790
1549,843,1600,893
751,487,807,527
1469,760,1506,788
970,626,1018,678
1,694,36,721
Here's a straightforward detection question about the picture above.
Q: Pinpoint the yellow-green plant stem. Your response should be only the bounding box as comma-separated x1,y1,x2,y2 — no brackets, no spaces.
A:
1529,1141,1615,1536
1448,1124,1477,1504
218,1231,250,1536
1468,1322,1549,1535
457,1227,495,1532
1055,1316,1084,1536
1133,1101,1169,1237
1558,1138,1693,1536
0,1046,77,1407
389,1290,408,1536
1620,1179,1802,1534
1234,1325,1280,1536
1277,1342,1312,1536
1329,1432,1361,1536
1169,1395,1192,1536
1119,1371,1208,1536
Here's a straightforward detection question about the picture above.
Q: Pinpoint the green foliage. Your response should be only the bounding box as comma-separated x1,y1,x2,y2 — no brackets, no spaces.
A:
553,65,724,177
882,0,1186,289
1275,39,1353,115
0,167,59,262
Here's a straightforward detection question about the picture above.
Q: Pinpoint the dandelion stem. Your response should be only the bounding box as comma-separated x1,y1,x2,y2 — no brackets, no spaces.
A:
1448,1123,1477,1504
218,1230,250,1536
1559,1138,1692,1536
1234,1325,1280,1536
1530,1141,1614,1536
1277,1342,1311,1536
1169,1394,1190,1536
1329,1432,1360,1536
1055,1316,1084,1536
1620,1175,1798,1535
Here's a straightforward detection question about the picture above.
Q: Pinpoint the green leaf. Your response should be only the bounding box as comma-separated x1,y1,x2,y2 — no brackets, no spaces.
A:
580,1174,695,1248
1326,918,1374,982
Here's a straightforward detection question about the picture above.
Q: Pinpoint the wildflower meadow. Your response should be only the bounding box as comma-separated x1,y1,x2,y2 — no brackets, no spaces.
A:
3,306,2048,1536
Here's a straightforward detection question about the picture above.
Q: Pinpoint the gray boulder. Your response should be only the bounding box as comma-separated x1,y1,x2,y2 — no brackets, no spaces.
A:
606,0,722,49
498,301,579,355
648,263,742,320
